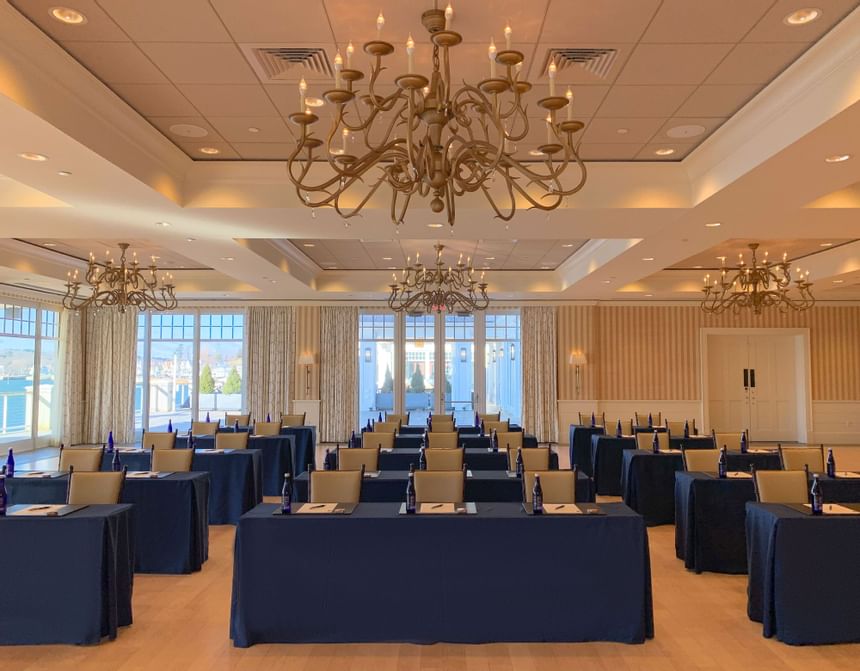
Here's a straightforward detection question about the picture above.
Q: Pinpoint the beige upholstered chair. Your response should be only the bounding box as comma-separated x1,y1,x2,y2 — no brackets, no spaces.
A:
754,470,809,504
424,448,464,471
780,446,824,472
362,431,394,449
254,421,282,436
225,413,251,427
58,447,103,472
429,419,455,432
484,420,509,434
373,421,400,434
67,469,125,504
142,431,176,450
338,447,380,472
427,432,459,449
830,446,860,472
523,470,577,504
496,431,523,450
635,412,662,427
478,412,501,422
414,470,465,503
578,412,605,426
151,448,194,472
507,447,550,471
215,432,249,450
386,413,409,427
636,431,669,451
606,419,634,435
682,449,721,472
666,420,696,437
309,470,363,503
712,431,746,451
281,413,306,427
191,421,219,436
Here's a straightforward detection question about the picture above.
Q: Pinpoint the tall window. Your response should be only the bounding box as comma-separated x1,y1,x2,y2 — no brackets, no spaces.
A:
444,314,474,425
148,313,195,432
358,313,395,426
404,314,435,425
0,302,60,447
198,314,244,420
485,312,521,425
135,313,146,432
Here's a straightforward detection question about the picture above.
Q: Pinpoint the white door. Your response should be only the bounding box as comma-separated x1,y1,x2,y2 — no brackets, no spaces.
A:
707,335,750,433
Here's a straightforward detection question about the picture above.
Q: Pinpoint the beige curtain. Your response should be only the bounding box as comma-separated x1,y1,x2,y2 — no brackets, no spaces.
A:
522,306,558,443
79,308,137,444
58,309,84,446
246,306,295,423
320,306,358,443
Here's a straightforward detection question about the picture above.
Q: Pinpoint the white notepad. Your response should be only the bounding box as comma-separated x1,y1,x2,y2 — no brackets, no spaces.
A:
836,471,860,478
803,503,860,515
297,503,338,514
542,504,582,515
727,471,753,479
10,504,69,516
419,503,456,514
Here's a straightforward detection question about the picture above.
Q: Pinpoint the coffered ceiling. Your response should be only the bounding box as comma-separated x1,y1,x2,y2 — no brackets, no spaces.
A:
669,239,860,269
8,0,859,161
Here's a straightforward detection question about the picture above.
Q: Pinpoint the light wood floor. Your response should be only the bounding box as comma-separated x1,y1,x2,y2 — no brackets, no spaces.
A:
8,447,860,669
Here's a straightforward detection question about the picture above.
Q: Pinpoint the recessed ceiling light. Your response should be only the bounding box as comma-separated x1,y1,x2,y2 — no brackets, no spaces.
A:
169,123,208,138
716,256,727,262
199,147,220,155
18,152,48,162
49,6,87,24
784,8,821,25
185,237,196,242
156,221,170,227
541,266,551,269
151,256,161,260
484,257,496,260
705,222,721,228
562,243,574,248
270,279,278,283
644,294,653,297
666,124,705,139
616,128,629,135
654,148,675,156
820,242,833,247
57,170,72,176
693,265,703,269
382,256,393,261
832,279,844,284
427,223,444,228
642,257,655,261
303,243,316,247
602,280,611,284
528,149,545,156
388,266,397,270
43,242,57,247
247,127,260,134
824,153,851,163
305,97,325,107
221,256,235,261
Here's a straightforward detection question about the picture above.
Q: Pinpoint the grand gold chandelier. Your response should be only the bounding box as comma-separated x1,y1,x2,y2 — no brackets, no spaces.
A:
701,243,814,315
287,3,587,228
388,244,489,315
63,242,177,313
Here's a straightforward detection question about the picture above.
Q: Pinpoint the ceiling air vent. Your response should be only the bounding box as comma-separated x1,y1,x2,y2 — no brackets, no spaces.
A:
542,48,618,80
242,46,333,82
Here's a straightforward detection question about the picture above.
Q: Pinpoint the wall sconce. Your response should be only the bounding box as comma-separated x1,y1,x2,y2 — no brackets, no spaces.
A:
509,343,516,361
364,347,372,363
569,351,587,399
298,352,315,398
459,347,467,362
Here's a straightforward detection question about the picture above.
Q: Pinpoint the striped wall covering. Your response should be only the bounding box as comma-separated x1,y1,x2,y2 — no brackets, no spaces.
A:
557,305,860,401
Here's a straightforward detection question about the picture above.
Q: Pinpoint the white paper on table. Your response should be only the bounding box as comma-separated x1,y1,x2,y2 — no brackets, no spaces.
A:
419,503,456,514
727,471,753,479
543,504,582,515
18,471,54,478
803,503,860,515
10,504,68,516
297,503,338,514
836,471,860,478
127,471,161,479
364,471,381,478
116,447,143,453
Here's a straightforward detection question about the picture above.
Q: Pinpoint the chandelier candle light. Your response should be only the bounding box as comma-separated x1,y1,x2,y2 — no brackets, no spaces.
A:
700,243,814,315
63,243,178,313
388,244,489,315
287,2,587,228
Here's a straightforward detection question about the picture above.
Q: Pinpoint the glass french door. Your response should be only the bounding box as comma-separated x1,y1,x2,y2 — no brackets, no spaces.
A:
443,314,475,425
403,314,435,425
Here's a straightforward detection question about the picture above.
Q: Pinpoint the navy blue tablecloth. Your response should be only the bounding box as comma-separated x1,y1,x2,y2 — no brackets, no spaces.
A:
746,502,860,645
670,436,715,450
280,426,317,474
569,425,605,476
460,434,539,450
0,504,134,645
590,435,636,495
7,472,210,574
376,448,559,472
623,449,783,526
293,470,594,503
230,502,653,646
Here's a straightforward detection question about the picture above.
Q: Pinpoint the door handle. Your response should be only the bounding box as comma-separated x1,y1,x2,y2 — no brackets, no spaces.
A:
749,368,756,388
743,368,749,388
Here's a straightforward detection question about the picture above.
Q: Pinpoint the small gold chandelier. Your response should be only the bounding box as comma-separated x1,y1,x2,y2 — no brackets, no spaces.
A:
701,243,814,315
388,244,489,315
63,242,178,313
287,3,587,228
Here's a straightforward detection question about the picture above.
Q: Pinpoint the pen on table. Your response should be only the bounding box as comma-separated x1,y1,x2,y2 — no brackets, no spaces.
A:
29,506,50,511
309,504,325,509
432,504,443,509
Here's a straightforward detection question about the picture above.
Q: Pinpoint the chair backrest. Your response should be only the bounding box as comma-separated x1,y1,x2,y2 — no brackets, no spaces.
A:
754,470,809,504
508,447,550,471
281,413,306,427
67,469,125,504
58,447,103,472
142,431,176,450
484,420,509,434
374,421,400,434
635,412,662,427
780,446,824,472
429,419,455,432
478,412,501,422
338,447,379,472
497,431,523,450
666,419,696,437
151,448,194,472
606,419,634,435
578,412,605,426
712,431,746,451
361,431,394,449
254,421,282,436
225,413,251,427
310,470,362,503
829,446,860,471
682,449,721,472
636,431,669,451
523,470,576,503
414,470,465,503
386,413,409,427
424,448,464,471
427,432,459,449
215,432,249,450
191,421,219,436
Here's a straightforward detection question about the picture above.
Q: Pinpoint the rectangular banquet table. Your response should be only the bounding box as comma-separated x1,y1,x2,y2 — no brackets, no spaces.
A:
7,472,210,574
0,504,134,645
396,424,524,436
293,469,595,503
569,425,605,476
669,435,715,450
279,426,316,474
676,471,860,574
177,434,294,495
460,433,539,449
746,502,860,645
590,435,636,495
229,501,653,647
376,447,559,472
101,449,262,525
622,449,783,526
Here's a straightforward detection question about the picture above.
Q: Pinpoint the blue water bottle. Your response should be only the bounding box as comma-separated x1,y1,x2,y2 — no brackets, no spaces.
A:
811,475,823,515
648,413,653,428
718,446,728,478
323,448,332,470
419,446,427,470
532,473,544,515
378,411,383,423
281,473,292,514
475,411,480,428
515,447,523,478
590,412,596,428
826,448,836,478
651,430,660,454
740,431,748,454
616,419,623,438
350,430,357,448
112,449,122,472
266,412,271,423
5,448,14,478
405,466,416,514
492,429,499,453
234,419,240,432
684,420,690,439
167,419,173,433
205,412,210,422
107,430,114,453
